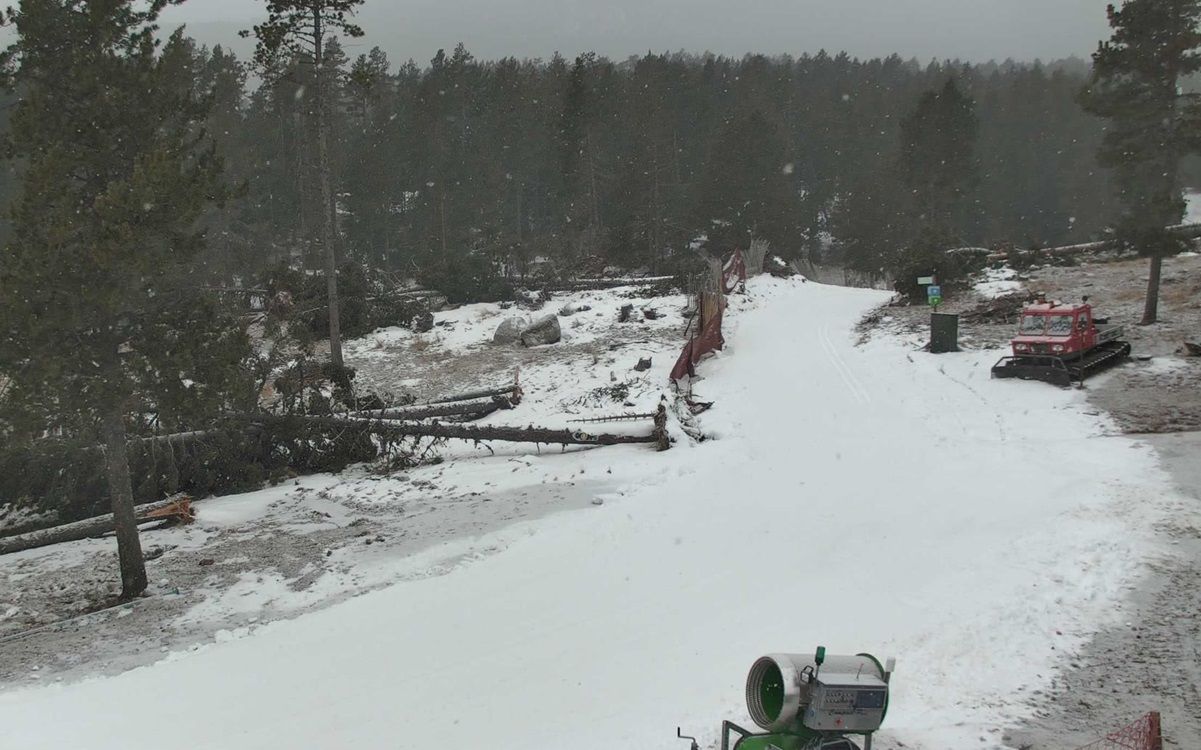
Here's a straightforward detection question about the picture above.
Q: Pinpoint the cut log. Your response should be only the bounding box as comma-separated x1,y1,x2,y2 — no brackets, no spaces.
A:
350,397,511,421
254,415,660,448
0,497,194,556
653,402,670,452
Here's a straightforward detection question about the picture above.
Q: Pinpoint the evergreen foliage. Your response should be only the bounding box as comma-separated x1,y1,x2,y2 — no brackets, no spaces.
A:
1080,0,1201,324
831,77,983,295
242,0,367,370
62,48,1121,292
899,79,981,244
0,0,249,597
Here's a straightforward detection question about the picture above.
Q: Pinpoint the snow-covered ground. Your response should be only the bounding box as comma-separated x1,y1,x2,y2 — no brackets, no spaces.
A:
0,277,1185,750
1,283,695,666
973,265,1022,299
344,284,689,427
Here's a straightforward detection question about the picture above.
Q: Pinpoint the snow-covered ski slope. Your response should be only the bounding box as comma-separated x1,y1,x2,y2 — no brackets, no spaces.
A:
0,278,1178,749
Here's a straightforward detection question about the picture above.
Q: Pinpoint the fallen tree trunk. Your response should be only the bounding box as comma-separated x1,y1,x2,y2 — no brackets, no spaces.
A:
0,497,194,556
547,275,676,291
253,415,659,447
350,398,509,421
985,223,1201,262
31,427,235,457
387,288,441,300
425,384,522,405
134,429,224,447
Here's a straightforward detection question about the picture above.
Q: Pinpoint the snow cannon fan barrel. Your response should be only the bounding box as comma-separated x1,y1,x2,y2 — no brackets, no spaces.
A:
746,647,894,735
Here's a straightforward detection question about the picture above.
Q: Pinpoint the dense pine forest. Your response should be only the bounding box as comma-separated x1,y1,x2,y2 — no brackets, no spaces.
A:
201,46,1124,288
4,40,1180,299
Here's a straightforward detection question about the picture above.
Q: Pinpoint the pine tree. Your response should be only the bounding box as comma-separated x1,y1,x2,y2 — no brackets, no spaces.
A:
241,53,309,261
829,172,908,282
695,109,800,255
243,0,365,371
0,1,240,599
343,47,399,265
1081,0,1201,324
0,37,1147,313
899,78,981,246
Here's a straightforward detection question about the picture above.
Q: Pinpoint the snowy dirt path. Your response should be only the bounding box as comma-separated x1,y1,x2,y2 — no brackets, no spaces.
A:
0,278,1180,750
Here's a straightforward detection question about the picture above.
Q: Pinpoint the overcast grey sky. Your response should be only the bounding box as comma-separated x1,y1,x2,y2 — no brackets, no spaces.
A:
161,0,1113,66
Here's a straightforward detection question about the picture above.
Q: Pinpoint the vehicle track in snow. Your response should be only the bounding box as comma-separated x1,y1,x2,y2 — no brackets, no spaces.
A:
819,322,872,405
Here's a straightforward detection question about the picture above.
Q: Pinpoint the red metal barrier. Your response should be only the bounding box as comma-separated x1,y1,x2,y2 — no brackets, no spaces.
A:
1075,712,1162,750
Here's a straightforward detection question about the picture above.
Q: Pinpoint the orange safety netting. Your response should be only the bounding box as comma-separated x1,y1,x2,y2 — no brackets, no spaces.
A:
1075,712,1162,750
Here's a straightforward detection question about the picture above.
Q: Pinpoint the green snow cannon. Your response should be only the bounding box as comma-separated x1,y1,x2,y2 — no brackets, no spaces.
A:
679,647,895,750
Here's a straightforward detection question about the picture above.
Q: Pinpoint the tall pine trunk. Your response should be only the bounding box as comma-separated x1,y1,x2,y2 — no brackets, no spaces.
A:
1142,79,1180,328
1140,253,1163,325
313,13,343,370
101,406,147,600
440,189,449,255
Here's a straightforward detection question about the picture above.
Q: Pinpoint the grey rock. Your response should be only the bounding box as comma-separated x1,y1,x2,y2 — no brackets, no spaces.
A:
520,314,562,346
493,316,529,344
559,302,593,316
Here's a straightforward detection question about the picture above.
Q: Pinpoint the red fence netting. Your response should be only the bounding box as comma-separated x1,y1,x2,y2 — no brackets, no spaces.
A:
669,291,725,382
671,248,743,382
722,247,747,294
1075,712,1162,750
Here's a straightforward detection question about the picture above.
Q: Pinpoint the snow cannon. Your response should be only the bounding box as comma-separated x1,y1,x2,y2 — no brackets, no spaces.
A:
679,647,895,750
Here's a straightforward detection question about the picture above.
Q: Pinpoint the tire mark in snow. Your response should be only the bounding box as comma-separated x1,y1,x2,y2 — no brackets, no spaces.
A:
819,324,872,405
937,363,1007,443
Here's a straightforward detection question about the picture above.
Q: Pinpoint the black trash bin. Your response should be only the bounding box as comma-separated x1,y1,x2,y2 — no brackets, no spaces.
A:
930,313,959,354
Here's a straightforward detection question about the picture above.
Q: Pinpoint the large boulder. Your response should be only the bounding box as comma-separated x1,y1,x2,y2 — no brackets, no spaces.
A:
520,314,562,347
493,316,528,344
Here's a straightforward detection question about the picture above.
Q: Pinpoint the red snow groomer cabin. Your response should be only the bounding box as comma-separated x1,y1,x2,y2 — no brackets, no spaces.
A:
991,298,1130,387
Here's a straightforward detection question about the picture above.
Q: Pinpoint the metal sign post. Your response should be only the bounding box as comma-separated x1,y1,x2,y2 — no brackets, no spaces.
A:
926,284,942,311
917,274,956,353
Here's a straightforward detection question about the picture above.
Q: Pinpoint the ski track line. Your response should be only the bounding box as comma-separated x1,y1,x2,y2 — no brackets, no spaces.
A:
818,323,871,405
